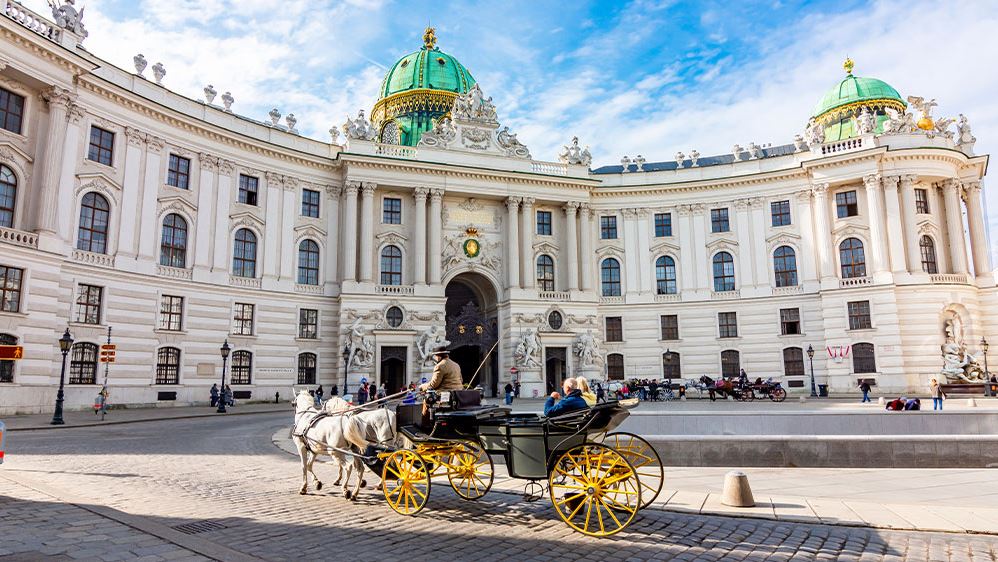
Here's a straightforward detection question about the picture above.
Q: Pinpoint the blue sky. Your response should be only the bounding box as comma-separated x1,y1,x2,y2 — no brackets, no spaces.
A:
25,0,998,260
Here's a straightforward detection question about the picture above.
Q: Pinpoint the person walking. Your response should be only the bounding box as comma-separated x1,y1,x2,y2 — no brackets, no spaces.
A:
859,380,872,403
595,381,605,403
331,383,338,396
223,385,234,407
504,382,514,405
357,381,369,405
930,378,946,411
377,382,387,400
209,383,219,408
315,385,324,406
514,380,521,398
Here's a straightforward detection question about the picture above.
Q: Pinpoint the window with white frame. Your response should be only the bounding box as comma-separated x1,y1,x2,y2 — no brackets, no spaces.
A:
232,303,254,335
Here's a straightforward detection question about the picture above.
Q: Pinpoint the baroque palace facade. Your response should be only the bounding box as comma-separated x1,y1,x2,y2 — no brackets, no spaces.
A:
0,10,993,413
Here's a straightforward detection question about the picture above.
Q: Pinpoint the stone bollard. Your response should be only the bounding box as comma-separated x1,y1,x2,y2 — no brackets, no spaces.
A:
721,471,755,507
727,395,734,401
878,396,885,405
799,396,807,403
967,398,977,407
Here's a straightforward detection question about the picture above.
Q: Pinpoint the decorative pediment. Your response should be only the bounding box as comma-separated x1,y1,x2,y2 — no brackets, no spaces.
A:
416,84,530,159
376,231,409,246
533,240,560,255
0,141,33,165
595,244,625,257
831,221,869,238
294,224,327,240
649,239,681,254
706,237,739,252
157,195,197,216
917,220,937,236
230,210,265,228
76,172,122,197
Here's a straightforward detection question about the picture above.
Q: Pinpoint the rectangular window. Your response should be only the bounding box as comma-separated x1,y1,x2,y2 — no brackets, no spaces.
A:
536,210,552,236
600,216,617,239
654,213,672,237
710,208,729,233
659,315,679,340
780,308,801,335
232,303,255,336
915,188,930,214
771,200,792,226
718,312,738,338
158,295,184,331
166,154,190,189
783,347,805,377
383,197,402,224
238,175,259,206
835,190,858,218
0,87,25,135
847,301,872,330
301,189,320,218
87,126,115,166
0,265,23,313
74,284,103,325
298,308,318,339
605,317,623,342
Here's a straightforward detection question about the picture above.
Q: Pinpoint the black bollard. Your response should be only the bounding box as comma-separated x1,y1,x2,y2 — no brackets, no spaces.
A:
275,391,280,404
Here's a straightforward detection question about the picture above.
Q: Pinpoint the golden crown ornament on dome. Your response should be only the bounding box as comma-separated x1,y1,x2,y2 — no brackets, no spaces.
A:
423,26,437,50
843,57,855,74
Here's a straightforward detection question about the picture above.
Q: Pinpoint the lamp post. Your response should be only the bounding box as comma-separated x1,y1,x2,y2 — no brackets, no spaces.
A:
982,337,991,397
807,344,817,398
217,340,231,413
50,328,74,425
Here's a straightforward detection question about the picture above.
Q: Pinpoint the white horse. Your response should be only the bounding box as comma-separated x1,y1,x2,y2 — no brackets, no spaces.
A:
321,397,402,487
292,390,369,500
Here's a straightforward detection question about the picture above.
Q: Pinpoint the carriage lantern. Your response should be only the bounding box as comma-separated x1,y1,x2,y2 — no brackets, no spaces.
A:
50,328,74,425
217,339,231,414
806,344,817,398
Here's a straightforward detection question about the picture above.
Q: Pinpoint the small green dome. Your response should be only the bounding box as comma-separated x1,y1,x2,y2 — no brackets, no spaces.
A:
809,59,907,143
378,48,476,99
812,74,904,118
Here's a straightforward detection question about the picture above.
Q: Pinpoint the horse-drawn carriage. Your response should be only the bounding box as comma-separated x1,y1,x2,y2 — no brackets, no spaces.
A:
293,389,664,538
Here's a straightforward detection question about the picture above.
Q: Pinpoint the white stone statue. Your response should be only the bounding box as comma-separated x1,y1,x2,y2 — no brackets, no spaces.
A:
620,155,631,172
906,96,937,123
559,137,592,166
345,318,374,369
882,108,916,134
689,149,700,167
416,325,450,366
328,126,340,144
343,110,376,141
203,85,217,105
674,151,685,167
514,328,541,369
731,144,743,160
793,135,807,152
496,126,530,158
803,121,824,146
152,62,166,85
931,117,955,139
940,316,987,383
747,142,763,159
221,92,234,112
48,0,87,38
452,84,498,124
418,117,457,148
956,114,976,154
133,54,147,76
268,108,281,127
633,155,645,172
285,113,298,133
575,329,602,368
855,108,875,135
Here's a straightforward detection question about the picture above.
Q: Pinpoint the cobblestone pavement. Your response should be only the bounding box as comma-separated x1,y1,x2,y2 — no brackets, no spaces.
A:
3,414,998,561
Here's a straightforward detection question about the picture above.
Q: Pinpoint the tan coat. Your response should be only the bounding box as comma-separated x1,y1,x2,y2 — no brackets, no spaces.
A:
425,357,464,391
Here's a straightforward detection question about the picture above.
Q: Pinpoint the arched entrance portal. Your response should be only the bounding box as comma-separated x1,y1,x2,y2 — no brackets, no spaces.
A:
444,272,499,397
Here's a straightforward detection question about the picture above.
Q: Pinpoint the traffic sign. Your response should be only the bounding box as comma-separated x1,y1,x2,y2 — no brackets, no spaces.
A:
510,367,518,374
99,355,116,363
100,344,117,351
99,348,116,363
0,346,23,360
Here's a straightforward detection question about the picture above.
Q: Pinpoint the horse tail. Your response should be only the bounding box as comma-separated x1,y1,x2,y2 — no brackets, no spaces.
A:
343,416,370,452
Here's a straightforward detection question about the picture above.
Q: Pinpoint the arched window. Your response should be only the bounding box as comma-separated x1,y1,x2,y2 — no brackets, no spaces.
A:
839,238,866,279
852,342,876,374
607,353,624,380
77,192,110,254
662,351,681,380
380,245,402,286
69,342,98,384
0,333,16,383
0,165,16,229
230,350,252,384
155,347,181,385
159,214,188,269
655,256,677,295
920,236,938,274
298,352,317,384
720,349,740,379
773,246,798,287
783,347,804,377
297,239,320,285
601,258,621,297
712,252,735,292
232,229,257,278
536,255,555,291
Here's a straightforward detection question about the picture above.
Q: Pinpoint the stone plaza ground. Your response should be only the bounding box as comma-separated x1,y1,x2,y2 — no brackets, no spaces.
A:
2,409,998,561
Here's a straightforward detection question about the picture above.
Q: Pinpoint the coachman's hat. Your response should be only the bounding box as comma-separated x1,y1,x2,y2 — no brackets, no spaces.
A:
432,346,451,356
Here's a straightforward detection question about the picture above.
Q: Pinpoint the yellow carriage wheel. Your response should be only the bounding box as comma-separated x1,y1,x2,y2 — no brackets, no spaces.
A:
446,441,494,500
603,432,664,509
549,444,641,537
381,450,431,516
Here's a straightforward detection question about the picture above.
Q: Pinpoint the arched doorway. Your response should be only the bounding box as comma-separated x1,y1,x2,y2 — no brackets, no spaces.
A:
380,346,407,394
545,347,567,394
445,272,499,397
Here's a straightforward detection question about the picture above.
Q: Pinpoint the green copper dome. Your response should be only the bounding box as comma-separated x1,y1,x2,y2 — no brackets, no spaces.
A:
810,58,906,142
371,27,477,147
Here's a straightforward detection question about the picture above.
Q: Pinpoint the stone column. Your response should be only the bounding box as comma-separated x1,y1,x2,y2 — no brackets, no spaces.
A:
505,197,521,289
863,174,888,275
795,190,818,283
428,189,444,285
262,172,283,279
811,184,835,279
691,205,709,291
564,201,580,291
942,179,969,275
882,176,908,273
677,205,697,293
194,155,219,270
358,182,376,283
413,188,428,285
520,197,535,289
341,181,359,282
279,179,298,281
734,199,754,286
325,185,341,283
930,184,950,273
36,87,75,234
963,181,991,277
899,175,922,274
579,204,594,291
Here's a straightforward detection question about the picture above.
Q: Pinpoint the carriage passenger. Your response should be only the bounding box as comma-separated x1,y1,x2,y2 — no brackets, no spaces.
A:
544,378,589,417
575,377,597,407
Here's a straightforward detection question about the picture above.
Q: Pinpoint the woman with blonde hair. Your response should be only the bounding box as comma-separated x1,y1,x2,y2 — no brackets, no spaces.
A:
576,376,597,406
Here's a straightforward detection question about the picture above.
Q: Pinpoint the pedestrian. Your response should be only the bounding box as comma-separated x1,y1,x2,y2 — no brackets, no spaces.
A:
377,382,387,400
739,368,749,388
930,378,945,410
859,380,872,403
209,383,219,408
331,383,338,396
514,380,521,398
315,384,324,406
595,381,605,403
504,382,514,405
223,385,234,407
357,381,369,405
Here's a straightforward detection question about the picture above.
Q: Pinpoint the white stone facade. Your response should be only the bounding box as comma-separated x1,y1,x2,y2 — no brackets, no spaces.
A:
0,7,994,413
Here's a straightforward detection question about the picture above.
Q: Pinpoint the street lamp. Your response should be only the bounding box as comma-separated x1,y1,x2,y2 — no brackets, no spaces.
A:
217,339,231,414
807,344,817,398
982,337,991,397
51,328,74,425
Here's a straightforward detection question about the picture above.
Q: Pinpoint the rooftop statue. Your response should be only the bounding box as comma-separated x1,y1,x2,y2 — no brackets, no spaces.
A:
855,107,875,135
48,0,88,38
907,96,938,130
882,108,917,134
559,137,591,167
803,121,824,146
452,84,498,124
343,110,376,141
418,117,457,148
497,126,530,158
956,114,977,154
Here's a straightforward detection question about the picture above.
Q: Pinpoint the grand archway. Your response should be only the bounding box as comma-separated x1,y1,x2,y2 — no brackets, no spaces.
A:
444,272,499,397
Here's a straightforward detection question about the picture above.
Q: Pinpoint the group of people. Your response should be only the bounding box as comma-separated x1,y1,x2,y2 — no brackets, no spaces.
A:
502,380,522,405
209,384,234,408
354,381,387,405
